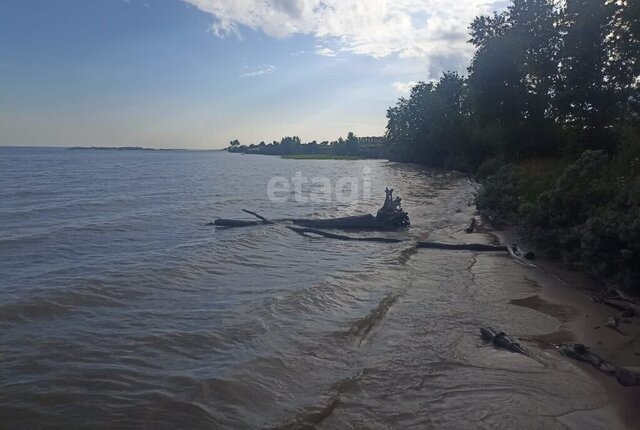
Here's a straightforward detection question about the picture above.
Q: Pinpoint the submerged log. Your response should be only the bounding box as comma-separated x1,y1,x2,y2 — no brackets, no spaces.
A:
287,226,405,243
480,327,528,356
290,214,381,230
418,242,508,252
213,219,262,227
558,344,617,375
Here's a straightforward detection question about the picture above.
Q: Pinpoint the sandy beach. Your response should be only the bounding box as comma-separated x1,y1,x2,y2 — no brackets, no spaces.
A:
490,226,640,428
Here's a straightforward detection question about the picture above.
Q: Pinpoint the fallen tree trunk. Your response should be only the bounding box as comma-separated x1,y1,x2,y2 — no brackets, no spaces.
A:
480,327,528,356
603,298,640,317
557,344,640,386
211,188,410,231
558,344,617,375
287,226,404,243
215,215,394,229
213,219,262,227
290,214,382,230
616,367,640,386
417,242,508,252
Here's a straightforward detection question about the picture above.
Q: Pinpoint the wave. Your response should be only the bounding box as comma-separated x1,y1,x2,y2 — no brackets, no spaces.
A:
0,281,134,323
268,370,363,429
349,293,399,344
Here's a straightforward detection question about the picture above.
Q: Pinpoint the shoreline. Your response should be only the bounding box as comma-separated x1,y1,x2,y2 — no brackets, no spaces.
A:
489,225,640,428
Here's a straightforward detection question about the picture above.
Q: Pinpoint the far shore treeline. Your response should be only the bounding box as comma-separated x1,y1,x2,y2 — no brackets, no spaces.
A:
228,0,640,292
227,133,386,159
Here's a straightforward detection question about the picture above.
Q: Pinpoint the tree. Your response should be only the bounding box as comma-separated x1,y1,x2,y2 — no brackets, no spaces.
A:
386,73,472,168
345,132,359,155
557,0,623,151
468,0,561,158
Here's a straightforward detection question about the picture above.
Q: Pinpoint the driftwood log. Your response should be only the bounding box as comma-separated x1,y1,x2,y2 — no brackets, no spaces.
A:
418,242,508,252
603,298,640,317
480,327,528,356
212,219,261,227
289,214,381,230
286,226,404,243
465,217,477,233
558,344,640,386
375,188,410,227
212,188,410,230
617,367,640,386
558,344,617,375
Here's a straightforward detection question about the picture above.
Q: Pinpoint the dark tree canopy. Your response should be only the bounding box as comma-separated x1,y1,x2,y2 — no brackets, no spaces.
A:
385,0,640,291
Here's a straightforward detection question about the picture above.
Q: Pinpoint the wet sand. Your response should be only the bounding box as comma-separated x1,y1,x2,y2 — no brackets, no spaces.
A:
491,227,640,428
305,176,633,429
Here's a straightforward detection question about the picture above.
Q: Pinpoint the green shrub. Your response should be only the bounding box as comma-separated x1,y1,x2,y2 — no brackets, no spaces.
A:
579,178,640,289
475,165,522,224
475,157,505,180
520,150,640,291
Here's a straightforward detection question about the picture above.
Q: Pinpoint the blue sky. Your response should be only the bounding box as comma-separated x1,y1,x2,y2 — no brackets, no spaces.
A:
0,0,508,149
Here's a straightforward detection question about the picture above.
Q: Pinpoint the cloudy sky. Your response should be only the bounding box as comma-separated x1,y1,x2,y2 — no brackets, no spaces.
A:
0,0,509,148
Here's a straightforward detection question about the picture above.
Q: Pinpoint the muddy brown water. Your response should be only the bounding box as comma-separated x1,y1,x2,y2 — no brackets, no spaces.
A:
0,147,626,429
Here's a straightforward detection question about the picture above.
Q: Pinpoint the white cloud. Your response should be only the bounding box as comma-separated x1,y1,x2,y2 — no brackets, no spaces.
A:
315,47,336,57
240,64,277,77
392,81,417,94
182,0,506,66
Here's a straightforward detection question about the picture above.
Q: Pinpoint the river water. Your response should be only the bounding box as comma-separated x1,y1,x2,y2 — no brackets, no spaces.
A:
0,147,617,428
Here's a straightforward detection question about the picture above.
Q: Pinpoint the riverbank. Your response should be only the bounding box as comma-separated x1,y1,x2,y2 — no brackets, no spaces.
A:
280,154,367,160
489,225,640,428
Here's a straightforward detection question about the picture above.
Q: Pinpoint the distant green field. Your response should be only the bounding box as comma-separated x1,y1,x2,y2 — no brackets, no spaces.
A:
280,154,366,160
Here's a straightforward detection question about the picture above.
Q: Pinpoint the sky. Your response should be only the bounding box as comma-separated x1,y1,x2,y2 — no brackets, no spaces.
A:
0,0,509,149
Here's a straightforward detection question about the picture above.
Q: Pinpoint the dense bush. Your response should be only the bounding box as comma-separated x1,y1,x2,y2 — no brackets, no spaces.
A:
478,149,640,292
475,165,521,224
578,176,640,289
525,150,614,259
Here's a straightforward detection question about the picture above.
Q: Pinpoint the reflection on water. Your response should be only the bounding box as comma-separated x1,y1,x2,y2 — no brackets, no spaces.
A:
0,147,611,428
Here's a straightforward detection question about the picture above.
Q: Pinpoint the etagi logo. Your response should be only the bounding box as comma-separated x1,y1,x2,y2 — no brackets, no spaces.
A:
267,167,372,205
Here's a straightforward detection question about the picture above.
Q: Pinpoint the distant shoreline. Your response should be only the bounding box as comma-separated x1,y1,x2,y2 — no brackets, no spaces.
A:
65,147,225,152
68,146,167,151
279,154,372,160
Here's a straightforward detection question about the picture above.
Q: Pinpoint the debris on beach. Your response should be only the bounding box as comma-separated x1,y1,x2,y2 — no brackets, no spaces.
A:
616,367,640,386
558,343,617,376
606,316,620,330
480,326,528,356
465,217,477,233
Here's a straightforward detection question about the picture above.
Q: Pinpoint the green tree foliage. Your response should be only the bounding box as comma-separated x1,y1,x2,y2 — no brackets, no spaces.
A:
468,0,561,158
387,0,640,290
386,72,471,168
226,133,386,158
